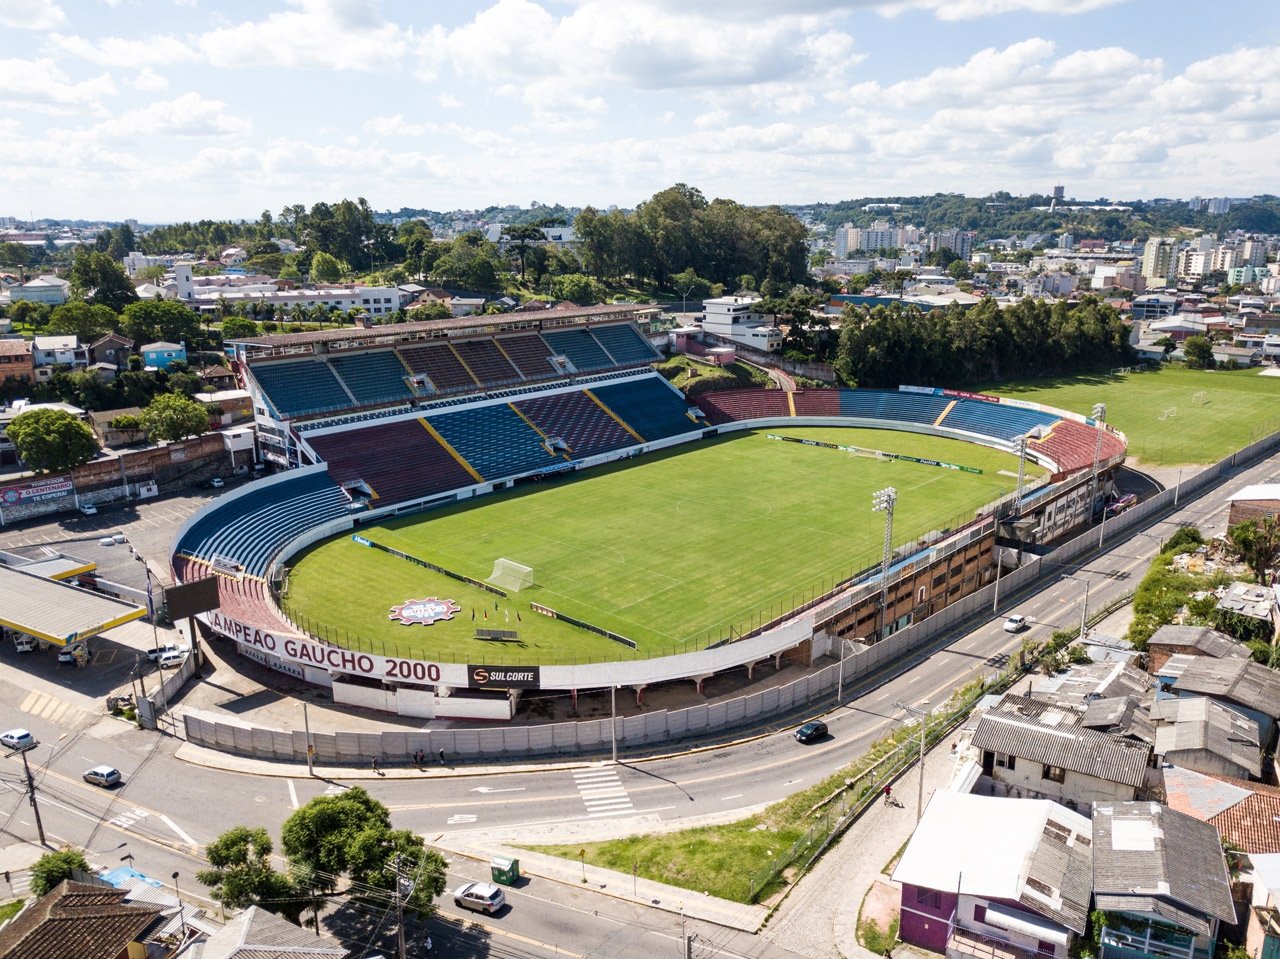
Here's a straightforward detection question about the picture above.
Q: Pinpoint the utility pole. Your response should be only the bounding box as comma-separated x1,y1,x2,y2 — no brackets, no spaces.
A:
20,750,45,845
301,702,314,778
1090,403,1107,516
392,855,415,959
872,487,897,641
892,700,929,823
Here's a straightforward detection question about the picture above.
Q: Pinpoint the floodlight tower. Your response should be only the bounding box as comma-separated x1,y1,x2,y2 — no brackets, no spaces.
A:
872,487,897,639
1090,403,1107,516
1014,426,1046,505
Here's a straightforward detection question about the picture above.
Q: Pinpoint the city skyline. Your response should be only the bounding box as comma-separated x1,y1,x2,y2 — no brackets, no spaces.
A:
4,0,1280,221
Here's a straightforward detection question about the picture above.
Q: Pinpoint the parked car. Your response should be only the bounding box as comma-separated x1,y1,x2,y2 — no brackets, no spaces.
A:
57,643,88,663
206,478,225,489
0,729,36,752
452,882,506,915
83,765,121,788
79,503,97,516
13,635,36,653
794,719,828,744
157,649,189,669
1003,614,1028,633
148,643,189,662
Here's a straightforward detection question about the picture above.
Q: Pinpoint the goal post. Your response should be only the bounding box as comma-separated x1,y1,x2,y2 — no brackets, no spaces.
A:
1192,391,1208,405
488,558,534,592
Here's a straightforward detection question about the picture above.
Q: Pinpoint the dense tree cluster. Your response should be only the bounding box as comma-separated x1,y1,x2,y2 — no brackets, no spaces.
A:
833,295,1134,388
576,184,808,291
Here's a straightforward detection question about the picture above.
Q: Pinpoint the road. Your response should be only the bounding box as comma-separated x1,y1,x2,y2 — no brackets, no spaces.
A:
0,449,1270,956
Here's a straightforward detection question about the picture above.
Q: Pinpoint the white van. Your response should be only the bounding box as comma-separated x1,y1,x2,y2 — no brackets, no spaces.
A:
13,635,36,653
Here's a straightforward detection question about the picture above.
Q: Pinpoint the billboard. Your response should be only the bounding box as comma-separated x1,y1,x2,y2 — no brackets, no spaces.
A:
468,665,540,689
165,577,221,619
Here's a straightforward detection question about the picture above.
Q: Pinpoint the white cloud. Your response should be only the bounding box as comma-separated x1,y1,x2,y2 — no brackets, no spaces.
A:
196,0,410,71
0,58,116,115
108,93,251,138
877,0,1129,18
45,32,194,66
0,0,66,30
438,93,461,109
130,68,169,92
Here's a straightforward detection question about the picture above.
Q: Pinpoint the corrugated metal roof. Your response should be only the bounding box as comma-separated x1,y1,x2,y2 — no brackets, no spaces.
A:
1031,661,1149,706
194,905,346,959
1080,695,1156,744
973,696,1151,788
1151,696,1262,778
1092,801,1237,928
1173,657,1280,719
1149,625,1250,661
0,566,146,644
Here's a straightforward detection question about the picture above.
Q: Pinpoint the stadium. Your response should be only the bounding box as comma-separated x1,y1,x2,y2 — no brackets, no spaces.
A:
169,305,1127,721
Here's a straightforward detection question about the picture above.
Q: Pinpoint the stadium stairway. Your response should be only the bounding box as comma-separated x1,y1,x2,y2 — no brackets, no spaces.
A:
513,390,635,457
541,328,615,373
398,343,479,393
248,358,354,418
591,376,704,441
427,403,560,480
452,338,524,388
175,471,351,578
327,350,415,405
306,419,480,503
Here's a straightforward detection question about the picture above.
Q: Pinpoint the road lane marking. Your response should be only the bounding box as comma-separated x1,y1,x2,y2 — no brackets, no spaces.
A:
573,767,633,815
721,794,743,801
160,815,198,848
287,779,298,809
446,814,478,824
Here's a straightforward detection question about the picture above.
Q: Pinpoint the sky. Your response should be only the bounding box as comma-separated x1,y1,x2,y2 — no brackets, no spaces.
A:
4,0,1280,222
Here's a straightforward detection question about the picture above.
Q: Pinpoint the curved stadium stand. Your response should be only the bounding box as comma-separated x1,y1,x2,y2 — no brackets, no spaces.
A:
512,390,635,458
306,418,478,504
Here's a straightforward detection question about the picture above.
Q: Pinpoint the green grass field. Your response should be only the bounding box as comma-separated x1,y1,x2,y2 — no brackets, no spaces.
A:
987,365,1280,467
283,427,1034,665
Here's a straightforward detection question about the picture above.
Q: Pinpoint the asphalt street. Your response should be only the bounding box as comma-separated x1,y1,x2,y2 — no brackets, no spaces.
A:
0,450,1272,957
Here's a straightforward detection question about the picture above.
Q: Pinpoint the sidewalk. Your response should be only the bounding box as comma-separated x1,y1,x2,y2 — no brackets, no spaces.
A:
761,737,963,959
437,835,771,933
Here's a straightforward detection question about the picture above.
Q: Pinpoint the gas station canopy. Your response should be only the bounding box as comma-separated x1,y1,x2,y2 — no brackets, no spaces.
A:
0,565,146,646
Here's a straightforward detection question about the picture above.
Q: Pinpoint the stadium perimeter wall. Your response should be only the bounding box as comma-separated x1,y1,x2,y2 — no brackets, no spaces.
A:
184,422,1280,762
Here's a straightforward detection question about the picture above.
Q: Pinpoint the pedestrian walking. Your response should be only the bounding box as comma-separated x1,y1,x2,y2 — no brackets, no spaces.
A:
371,755,379,774
883,784,892,806
439,748,446,766
426,935,433,955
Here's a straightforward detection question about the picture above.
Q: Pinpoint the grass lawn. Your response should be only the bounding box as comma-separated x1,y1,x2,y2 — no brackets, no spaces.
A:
0,899,23,924
284,427,1032,665
985,365,1280,466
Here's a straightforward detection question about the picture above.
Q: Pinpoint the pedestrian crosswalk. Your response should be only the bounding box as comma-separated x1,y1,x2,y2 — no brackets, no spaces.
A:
573,767,634,817
19,690,91,728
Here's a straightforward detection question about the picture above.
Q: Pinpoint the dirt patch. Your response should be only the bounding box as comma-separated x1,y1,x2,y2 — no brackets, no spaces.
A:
860,879,900,934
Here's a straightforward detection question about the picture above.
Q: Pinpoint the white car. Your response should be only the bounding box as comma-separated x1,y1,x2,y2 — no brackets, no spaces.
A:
148,643,189,662
79,503,98,516
57,644,88,663
83,765,121,788
157,649,189,669
453,882,506,914
1003,614,1028,633
0,729,36,752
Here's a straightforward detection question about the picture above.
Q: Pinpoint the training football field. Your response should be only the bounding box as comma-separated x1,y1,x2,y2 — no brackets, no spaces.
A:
284,427,1033,665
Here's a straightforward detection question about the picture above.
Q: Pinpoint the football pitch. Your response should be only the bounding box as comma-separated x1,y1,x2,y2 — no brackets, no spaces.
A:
283,427,1034,665
989,366,1280,467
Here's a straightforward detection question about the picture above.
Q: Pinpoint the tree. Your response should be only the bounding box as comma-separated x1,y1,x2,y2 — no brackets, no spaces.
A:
69,250,138,312
121,299,200,348
310,251,344,283
281,787,446,919
551,273,603,305
947,259,973,280
197,826,305,923
221,316,260,340
7,408,98,473
140,393,209,441
45,302,118,342
502,224,545,279
1153,335,1177,357
408,302,451,321
31,849,90,896
1184,335,1214,370
1229,517,1280,584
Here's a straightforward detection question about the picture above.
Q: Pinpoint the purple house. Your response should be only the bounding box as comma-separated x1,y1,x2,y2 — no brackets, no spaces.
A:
891,792,1093,959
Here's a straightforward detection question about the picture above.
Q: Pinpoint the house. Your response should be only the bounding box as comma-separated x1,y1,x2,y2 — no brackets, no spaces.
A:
196,365,238,389
88,407,146,449
892,791,1093,959
1215,581,1276,633
1078,695,1156,745
187,904,347,958
1147,625,1250,674
140,341,186,371
1169,656,1280,748
1164,766,1280,854
86,362,118,382
219,246,248,266
1130,293,1178,320
1031,661,1149,705
0,339,33,385
450,296,486,317
1213,344,1261,366
9,275,70,306
32,335,88,371
1149,696,1263,780
1228,484,1280,526
89,333,133,369
194,389,253,426
701,294,782,352
1092,801,1236,959
0,879,165,959
969,694,1151,811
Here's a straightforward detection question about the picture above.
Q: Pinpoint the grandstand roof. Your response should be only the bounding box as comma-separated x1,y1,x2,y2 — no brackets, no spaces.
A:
233,303,650,350
0,565,146,645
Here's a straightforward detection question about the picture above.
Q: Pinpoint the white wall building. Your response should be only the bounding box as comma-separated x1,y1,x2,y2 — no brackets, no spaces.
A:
701,295,781,352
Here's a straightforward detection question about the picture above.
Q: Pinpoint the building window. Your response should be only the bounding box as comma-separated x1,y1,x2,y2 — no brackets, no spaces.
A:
915,888,942,909
995,753,1016,770
1037,942,1055,957
974,904,987,924
1043,765,1066,783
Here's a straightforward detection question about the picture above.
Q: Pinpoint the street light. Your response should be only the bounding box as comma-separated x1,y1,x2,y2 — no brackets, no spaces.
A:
171,871,186,940
1064,574,1091,642
872,488,898,640
1014,426,1045,504
891,699,930,822
836,637,859,703
1090,403,1107,517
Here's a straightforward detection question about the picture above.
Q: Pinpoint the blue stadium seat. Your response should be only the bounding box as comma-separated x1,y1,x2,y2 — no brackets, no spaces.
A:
249,359,352,417
940,399,1059,441
542,329,614,372
514,391,634,457
837,390,952,424
328,351,414,405
591,376,702,442
175,471,350,577
427,403,558,481
589,324,659,365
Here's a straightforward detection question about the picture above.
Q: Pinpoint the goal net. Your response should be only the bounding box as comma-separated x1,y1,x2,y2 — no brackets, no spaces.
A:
488,558,534,592
1192,391,1209,405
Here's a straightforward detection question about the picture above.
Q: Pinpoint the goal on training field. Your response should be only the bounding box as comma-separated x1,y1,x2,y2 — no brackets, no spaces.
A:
1158,406,1177,421
849,447,889,462
1192,391,1209,405
488,558,534,592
